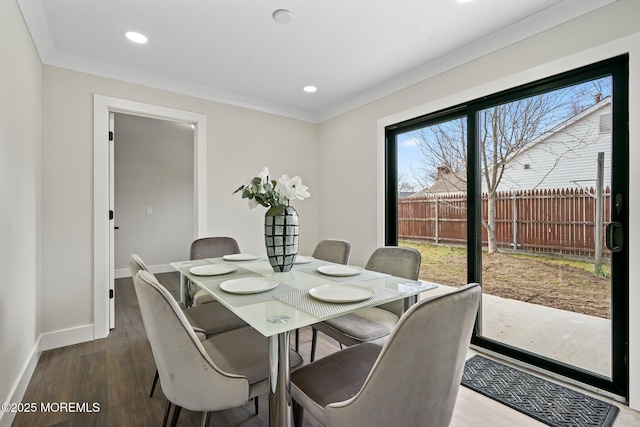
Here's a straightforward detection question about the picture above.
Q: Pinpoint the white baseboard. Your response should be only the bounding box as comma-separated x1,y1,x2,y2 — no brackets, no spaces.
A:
115,263,175,279
0,337,41,427
0,324,98,427
39,324,95,352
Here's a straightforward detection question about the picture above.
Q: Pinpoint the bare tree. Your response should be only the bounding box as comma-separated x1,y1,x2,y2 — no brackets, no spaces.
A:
409,80,610,253
397,173,417,194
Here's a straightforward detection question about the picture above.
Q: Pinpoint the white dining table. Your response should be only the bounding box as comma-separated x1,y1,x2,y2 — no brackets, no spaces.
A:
171,256,438,427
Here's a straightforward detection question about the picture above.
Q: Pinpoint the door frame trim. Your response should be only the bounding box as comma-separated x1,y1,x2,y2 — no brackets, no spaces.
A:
93,95,207,339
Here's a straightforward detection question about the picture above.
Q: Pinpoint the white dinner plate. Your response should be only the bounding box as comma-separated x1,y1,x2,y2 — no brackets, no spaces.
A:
309,284,375,303
220,277,279,294
294,256,315,264
189,264,237,276
317,265,364,277
223,253,260,261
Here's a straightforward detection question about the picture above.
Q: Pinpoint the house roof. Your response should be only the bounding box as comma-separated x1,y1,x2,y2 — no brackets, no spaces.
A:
411,171,467,197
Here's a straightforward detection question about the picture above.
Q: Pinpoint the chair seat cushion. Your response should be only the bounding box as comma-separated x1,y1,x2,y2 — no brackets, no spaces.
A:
292,343,382,408
193,289,217,305
322,307,399,342
183,302,247,336
203,327,303,386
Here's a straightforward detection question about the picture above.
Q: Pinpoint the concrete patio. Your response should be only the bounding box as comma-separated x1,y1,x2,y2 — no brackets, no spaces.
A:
423,284,611,378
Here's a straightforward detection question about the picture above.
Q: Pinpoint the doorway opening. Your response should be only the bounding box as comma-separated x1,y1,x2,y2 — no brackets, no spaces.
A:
93,95,208,338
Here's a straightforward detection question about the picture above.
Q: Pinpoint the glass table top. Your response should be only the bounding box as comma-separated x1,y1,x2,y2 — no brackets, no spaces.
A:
171,257,438,337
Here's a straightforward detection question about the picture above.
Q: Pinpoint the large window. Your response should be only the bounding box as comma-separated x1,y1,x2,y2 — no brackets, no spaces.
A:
386,55,628,397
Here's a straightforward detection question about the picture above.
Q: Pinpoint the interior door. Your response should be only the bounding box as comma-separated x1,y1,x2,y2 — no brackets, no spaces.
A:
109,112,115,329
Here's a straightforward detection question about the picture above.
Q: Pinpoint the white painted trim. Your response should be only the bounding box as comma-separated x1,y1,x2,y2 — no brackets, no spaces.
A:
93,95,207,339
115,263,175,279
0,339,42,427
39,324,95,352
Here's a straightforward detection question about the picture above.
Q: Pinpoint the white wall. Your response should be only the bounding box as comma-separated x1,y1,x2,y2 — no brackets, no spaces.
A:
40,66,319,338
0,0,42,423
316,0,640,409
114,114,194,273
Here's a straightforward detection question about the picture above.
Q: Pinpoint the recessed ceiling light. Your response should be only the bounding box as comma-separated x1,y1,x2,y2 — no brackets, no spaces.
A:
125,31,148,44
303,86,317,93
273,9,293,24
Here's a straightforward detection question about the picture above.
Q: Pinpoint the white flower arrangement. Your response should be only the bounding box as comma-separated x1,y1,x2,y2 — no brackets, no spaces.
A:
234,167,310,216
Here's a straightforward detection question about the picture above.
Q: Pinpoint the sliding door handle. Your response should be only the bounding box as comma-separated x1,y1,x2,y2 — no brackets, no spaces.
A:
605,221,623,253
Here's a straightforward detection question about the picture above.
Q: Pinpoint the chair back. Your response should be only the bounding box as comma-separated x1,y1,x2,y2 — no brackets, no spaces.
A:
365,247,421,316
312,239,351,265
364,247,420,280
129,253,151,277
132,270,250,411
190,237,240,260
324,283,481,427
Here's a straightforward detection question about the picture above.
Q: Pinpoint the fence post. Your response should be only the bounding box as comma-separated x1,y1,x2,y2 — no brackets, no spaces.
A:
512,192,518,249
435,196,440,243
595,152,604,272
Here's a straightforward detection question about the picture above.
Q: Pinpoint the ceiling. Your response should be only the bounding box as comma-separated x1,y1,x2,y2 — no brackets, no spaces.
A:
17,0,615,123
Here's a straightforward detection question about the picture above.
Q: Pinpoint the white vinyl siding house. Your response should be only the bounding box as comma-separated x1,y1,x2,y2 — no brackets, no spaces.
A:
496,98,612,193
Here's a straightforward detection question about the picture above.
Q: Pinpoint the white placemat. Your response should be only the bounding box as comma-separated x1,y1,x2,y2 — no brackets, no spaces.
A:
296,265,389,282
274,281,404,318
202,282,296,307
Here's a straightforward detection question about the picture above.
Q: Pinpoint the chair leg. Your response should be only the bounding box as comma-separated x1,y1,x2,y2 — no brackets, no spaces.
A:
254,396,259,415
293,400,304,427
150,369,159,397
201,411,211,427
310,328,318,362
185,280,193,307
170,405,182,427
295,328,300,352
162,401,172,427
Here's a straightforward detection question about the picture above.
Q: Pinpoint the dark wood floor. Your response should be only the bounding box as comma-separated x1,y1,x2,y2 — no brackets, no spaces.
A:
12,273,338,427
14,273,640,427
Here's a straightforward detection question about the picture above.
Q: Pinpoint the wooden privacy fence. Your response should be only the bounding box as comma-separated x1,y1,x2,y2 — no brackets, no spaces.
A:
398,188,611,257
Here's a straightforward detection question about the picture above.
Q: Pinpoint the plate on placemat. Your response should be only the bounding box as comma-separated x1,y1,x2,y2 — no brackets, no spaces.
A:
309,284,375,303
294,256,315,264
220,277,279,294
189,264,237,276
317,265,363,277
223,253,259,261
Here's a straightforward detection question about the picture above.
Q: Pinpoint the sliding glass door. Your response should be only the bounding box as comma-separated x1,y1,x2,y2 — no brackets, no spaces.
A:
386,56,628,398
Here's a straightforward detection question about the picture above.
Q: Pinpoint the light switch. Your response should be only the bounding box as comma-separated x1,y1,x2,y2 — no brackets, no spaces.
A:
146,207,153,215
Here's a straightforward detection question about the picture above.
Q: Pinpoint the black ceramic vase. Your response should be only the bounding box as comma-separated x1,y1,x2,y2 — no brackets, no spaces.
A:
264,206,299,272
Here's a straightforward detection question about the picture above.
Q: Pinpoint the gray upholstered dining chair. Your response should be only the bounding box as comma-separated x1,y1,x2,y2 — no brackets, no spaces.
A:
189,236,242,306
310,246,421,361
291,283,480,427
293,239,352,352
133,270,303,427
129,254,247,397
311,239,351,265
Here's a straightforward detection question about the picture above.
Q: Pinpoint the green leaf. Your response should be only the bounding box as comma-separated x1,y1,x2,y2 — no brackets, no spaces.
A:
266,205,285,216
233,185,245,194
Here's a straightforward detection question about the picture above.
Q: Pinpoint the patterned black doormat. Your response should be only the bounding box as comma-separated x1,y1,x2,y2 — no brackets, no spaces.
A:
461,355,619,427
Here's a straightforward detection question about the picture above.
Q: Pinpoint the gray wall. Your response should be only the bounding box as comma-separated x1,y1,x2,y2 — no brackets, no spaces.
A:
114,113,194,274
